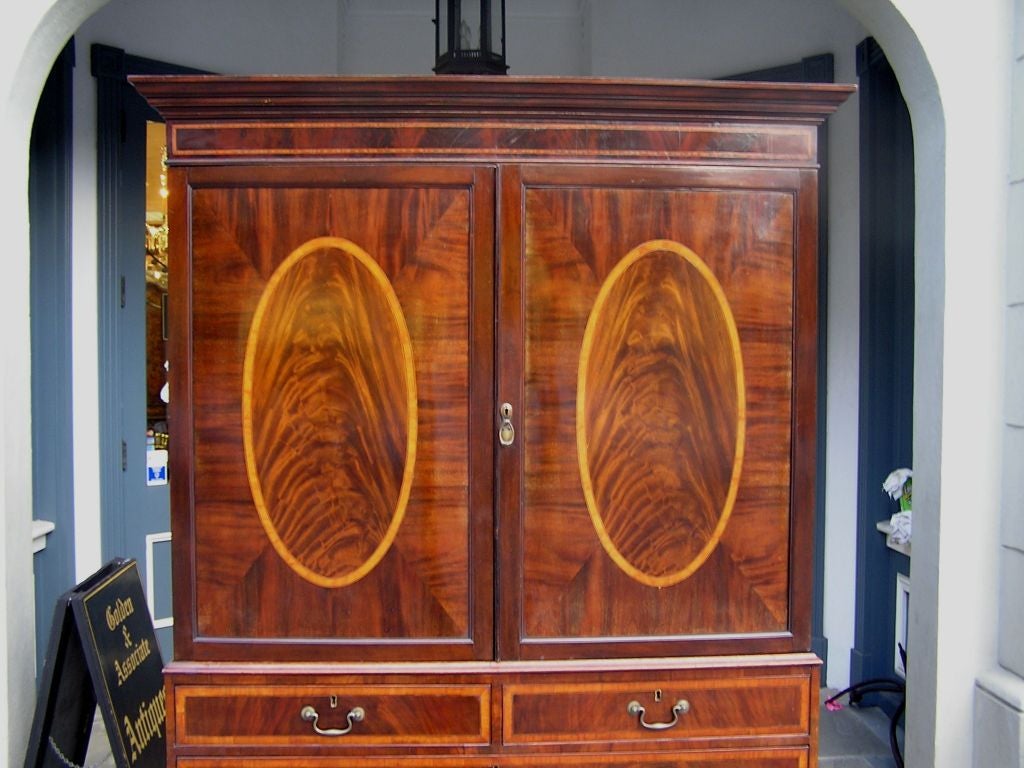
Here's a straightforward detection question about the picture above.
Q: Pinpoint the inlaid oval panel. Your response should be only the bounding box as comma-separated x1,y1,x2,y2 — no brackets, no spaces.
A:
577,239,745,587
243,236,417,588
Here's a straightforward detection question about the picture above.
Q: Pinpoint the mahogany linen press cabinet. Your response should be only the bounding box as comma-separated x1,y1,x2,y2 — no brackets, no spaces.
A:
131,75,852,767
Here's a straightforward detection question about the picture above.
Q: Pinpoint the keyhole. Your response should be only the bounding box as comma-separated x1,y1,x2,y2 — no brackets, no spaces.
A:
498,402,515,446
654,689,663,702
329,695,338,709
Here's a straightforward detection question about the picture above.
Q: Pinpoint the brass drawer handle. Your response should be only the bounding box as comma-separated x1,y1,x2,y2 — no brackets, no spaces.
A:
627,699,690,730
300,704,365,736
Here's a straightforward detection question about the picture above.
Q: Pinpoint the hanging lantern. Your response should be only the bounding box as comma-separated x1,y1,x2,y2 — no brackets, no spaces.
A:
434,0,508,75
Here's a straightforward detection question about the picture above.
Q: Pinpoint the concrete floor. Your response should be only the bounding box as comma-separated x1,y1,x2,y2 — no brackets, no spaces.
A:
82,714,117,768
819,688,905,767
80,689,904,767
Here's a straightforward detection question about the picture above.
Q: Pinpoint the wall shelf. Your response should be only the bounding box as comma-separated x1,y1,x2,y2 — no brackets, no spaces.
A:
32,519,55,554
876,519,911,557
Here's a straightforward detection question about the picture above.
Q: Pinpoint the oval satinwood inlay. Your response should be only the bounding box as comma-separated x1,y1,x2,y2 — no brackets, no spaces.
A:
577,239,745,587
243,236,416,588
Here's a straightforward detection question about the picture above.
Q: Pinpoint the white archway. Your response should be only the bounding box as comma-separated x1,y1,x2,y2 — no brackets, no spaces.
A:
0,1,110,760
838,1,1010,766
1,2,1009,767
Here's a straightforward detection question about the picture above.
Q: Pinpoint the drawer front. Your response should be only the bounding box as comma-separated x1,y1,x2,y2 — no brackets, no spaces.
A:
504,675,811,745
176,684,490,747
492,751,809,767
177,759,495,767
176,748,808,767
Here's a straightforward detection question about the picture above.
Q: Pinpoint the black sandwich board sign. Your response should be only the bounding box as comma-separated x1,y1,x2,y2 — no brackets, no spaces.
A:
25,558,166,768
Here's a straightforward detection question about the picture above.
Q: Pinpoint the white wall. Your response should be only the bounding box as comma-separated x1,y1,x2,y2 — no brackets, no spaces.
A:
1003,0,1024,684
80,0,342,76
838,0,1011,766
975,0,1024,764
506,0,589,76
587,0,860,80
339,0,433,75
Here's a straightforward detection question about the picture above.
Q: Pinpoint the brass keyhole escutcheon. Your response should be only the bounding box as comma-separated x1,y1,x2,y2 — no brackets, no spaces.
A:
498,402,515,446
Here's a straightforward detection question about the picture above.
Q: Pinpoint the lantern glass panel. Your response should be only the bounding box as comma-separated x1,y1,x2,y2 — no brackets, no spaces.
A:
460,0,480,51
490,4,502,55
437,1,449,57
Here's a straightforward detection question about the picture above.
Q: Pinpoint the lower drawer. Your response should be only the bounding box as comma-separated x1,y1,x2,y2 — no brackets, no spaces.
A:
495,751,809,767
175,683,490,747
176,748,808,767
504,674,812,746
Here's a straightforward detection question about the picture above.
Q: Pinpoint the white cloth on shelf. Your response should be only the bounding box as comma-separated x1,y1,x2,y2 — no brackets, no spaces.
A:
888,510,912,544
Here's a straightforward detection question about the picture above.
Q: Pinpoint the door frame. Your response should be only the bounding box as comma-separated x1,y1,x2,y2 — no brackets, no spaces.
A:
30,38,76,673
851,36,914,707
93,45,206,654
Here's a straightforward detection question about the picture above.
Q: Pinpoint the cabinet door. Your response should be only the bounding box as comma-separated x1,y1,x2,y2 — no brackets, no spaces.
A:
171,165,494,661
498,165,817,659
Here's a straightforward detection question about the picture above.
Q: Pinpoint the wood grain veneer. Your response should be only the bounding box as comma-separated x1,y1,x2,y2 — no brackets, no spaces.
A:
165,658,819,757
577,239,745,588
176,164,495,661
177,684,489,746
499,165,811,659
242,236,417,588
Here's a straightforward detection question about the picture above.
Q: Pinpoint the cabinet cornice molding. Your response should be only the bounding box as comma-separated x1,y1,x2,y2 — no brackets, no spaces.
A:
131,75,854,126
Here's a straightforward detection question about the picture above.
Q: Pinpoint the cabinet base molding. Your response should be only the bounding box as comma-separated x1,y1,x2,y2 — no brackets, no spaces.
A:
178,751,810,767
